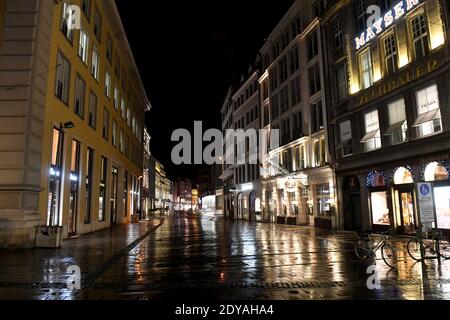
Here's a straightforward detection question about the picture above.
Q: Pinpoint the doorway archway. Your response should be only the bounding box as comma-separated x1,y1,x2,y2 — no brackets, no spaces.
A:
343,176,362,231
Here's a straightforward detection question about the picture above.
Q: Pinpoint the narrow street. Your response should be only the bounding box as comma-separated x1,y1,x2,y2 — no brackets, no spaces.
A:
1,216,449,300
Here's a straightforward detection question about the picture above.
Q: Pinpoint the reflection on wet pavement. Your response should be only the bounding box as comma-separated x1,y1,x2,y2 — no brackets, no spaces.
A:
1,216,450,300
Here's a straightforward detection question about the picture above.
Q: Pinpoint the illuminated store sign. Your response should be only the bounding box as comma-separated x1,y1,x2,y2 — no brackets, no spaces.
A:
355,0,421,50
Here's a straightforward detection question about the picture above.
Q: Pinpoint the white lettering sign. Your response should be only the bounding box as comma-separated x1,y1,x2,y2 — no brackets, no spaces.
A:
356,0,421,50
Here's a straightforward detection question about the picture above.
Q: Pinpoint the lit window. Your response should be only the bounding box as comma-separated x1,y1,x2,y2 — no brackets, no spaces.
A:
91,46,100,81
361,110,381,152
386,99,407,145
359,50,373,89
112,120,117,147
104,70,111,98
121,97,126,119
413,84,442,137
60,0,74,42
114,87,119,110
78,26,89,64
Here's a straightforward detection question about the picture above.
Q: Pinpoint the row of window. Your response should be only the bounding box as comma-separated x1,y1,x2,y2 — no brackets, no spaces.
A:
55,51,142,166
269,46,301,93
357,11,430,91
49,127,137,226
235,164,260,185
338,84,443,157
234,106,259,130
60,0,142,141
234,80,258,110
264,15,302,69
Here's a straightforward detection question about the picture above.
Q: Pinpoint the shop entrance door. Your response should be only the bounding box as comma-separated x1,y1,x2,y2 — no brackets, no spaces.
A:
398,190,417,235
110,167,118,224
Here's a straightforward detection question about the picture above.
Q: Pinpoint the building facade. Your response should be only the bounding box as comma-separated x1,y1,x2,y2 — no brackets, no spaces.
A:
321,0,450,234
259,0,337,228
0,0,149,248
221,71,263,222
154,159,172,210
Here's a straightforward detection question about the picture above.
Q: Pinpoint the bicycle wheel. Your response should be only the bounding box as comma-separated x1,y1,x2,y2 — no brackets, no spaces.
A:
381,244,397,269
355,238,370,260
439,241,450,259
407,239,424,261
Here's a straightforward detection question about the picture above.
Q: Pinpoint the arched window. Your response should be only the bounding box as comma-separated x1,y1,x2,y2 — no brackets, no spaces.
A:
393,167,414,185
424,162,449,182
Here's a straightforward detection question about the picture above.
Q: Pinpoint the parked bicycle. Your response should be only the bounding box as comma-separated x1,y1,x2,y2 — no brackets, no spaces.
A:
354,230,398,269
407,227,450,261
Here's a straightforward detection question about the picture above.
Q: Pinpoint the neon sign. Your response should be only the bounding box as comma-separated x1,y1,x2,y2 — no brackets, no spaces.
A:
355,0,421,50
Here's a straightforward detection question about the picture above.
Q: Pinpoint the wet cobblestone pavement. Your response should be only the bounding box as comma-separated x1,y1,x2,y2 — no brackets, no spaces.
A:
1,215,450,300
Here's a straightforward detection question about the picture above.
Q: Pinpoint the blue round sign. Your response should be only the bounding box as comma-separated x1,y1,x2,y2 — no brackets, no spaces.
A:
420,184,430,196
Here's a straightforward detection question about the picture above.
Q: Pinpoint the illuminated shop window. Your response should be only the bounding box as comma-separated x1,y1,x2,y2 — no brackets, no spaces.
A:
393,167,414,185
434,186,450,230
413,84,442,137
371,192,390,226
424,162,449,182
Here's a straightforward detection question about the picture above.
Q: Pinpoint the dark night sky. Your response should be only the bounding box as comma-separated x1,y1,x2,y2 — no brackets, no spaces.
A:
115,0,294,180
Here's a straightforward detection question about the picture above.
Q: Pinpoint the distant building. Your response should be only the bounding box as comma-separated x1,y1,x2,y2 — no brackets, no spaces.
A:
172,179,193,211
221,71,263,222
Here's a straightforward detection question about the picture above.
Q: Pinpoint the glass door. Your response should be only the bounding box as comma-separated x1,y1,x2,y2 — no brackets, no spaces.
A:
398,191,417,235
110,167,118,224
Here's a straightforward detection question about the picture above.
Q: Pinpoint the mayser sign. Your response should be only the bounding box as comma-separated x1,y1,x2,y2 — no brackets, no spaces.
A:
355,0,421,50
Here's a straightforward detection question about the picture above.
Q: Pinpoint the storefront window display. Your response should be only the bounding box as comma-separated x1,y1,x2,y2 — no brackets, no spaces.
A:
316,184,332,217
393,167,414,185
434,186,450,230
424,162,449,181
371,192,390,225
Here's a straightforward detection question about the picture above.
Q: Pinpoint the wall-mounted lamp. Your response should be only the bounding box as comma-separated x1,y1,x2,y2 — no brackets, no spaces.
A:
61,121,75,129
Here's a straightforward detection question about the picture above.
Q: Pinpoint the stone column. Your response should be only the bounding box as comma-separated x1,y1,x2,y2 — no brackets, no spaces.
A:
0,0,53,249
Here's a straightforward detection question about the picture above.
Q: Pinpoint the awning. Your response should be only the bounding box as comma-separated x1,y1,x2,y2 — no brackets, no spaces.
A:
413,109,439,127
360,130,379,143
384,121,405,135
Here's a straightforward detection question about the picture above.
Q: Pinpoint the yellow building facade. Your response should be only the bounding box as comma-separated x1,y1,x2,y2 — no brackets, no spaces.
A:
0,0,149,248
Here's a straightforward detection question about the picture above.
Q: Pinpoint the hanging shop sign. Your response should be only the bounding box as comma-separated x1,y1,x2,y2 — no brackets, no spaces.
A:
355,0,421,50
417,182,435,229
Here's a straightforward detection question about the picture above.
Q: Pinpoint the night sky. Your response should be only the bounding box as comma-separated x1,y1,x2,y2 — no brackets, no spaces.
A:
115,0,294,180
